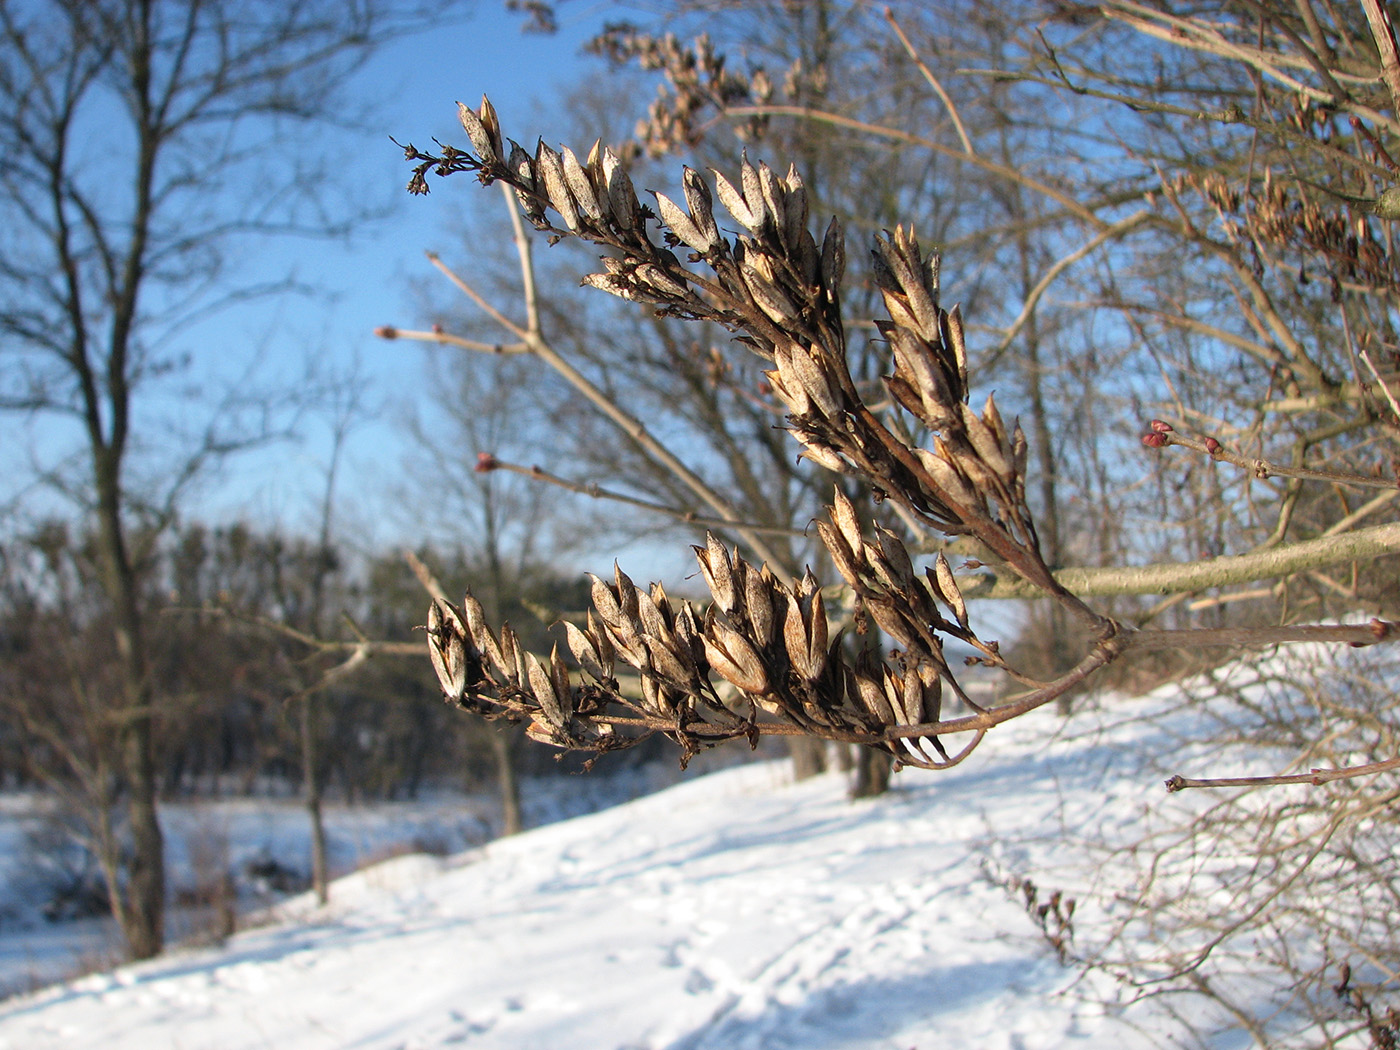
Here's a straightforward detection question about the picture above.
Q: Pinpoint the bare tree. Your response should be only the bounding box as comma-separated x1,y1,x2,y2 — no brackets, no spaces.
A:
0,0,431,959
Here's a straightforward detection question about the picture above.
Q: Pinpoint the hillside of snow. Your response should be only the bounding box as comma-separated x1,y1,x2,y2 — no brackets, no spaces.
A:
4,647,1388,1050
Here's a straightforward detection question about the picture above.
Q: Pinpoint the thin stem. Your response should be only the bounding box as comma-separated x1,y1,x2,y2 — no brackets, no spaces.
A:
1166,756,1400,792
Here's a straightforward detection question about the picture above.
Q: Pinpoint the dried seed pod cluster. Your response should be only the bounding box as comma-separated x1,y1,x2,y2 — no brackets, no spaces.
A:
426,528,994,769
406,98,1115,769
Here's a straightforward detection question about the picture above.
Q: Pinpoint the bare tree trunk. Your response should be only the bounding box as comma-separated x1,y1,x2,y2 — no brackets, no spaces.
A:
301,695,329,905
851,748,892,799
492,730,522,836
97,456,165,960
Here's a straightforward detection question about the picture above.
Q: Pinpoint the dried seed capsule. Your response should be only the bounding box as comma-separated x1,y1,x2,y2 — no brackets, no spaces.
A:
535,142,579,230
602,147,639,231
703,622,769,694
427,599,472,700
478,96,504,159
744,564,776,649
934,552,968,629
457,101,498,165
653,191,714,252
561,146,602,222
563,620,609,684
461,591,507,679
820,216,846,297
713,167,762,232
695,533,737,614
682,166,720,248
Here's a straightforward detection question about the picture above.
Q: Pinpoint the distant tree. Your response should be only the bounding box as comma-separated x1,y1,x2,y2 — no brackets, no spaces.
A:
0,0,436,960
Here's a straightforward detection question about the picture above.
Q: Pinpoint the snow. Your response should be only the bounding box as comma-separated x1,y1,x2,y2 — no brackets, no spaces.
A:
0,656,1365,1049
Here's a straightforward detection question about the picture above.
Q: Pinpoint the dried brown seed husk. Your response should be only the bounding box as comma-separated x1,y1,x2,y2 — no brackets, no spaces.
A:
462,592,508,679
703,623,769,694
713,167,762,232
614,564,641,622
914,447,977,508
829,489,863,560
741,265,798,324
478,96,504,159
852,667,896,726
983,393,1010,457
561,146,602,222
549,642,573,720
744,564,775,649
563,620,607,683
587,609,615,671
782,343,839,417
962,402,1012,480
653,191,713,252
934,553,968,629
682,166,719,247
581,273,640,301
740,152,766,230
644,635,692,686
602,148,638,231
820,216,845,297
866,598,919,650
535,142,579,230
782,163,808,247
806,587,829,679
816,520,861,588
588,573,627,633
757,162,786,236
875,525,916,591
800,442,847,473
697,533,737,613
506,140,544,222
636,587,670,643
427,599,470,700
498,623,522,687
942,304,968,395
457,101,498,165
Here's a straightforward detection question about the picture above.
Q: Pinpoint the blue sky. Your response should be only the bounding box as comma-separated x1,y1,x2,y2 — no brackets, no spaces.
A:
188,2,632,545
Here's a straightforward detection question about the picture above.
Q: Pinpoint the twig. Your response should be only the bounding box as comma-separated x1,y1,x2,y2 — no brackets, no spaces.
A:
883,6,974,155
1361,0,1400,119
403,548,448,602
481,456,811,537
721,103,1106,229
1165,756,1400,792
1123,619,1396,652
374,324,529,355
1144,426,1398,491
1360,348,1400,421
426,252,529,340
987,211,1151,366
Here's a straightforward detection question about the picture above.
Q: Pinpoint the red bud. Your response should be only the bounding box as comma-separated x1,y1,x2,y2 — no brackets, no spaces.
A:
1149,419,1174,433
1142,433,1168,448
475,452,499,473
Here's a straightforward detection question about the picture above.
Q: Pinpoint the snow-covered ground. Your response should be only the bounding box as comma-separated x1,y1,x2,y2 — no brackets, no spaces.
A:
0,652,1381,1049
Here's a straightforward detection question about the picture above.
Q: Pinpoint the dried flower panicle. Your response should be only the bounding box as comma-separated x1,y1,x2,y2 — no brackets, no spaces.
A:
408,97,1118,770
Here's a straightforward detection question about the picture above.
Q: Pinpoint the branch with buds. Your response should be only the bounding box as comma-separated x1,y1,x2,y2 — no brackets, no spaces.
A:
402,97,1396,774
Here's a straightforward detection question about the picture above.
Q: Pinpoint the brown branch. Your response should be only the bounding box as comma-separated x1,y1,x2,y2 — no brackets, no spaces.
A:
482,457,811,537
1144,427,1399,491
1165,756,1400,792
1361,0,1400,119
882,5,974,155
959,523,1400,599
403,548,448,603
